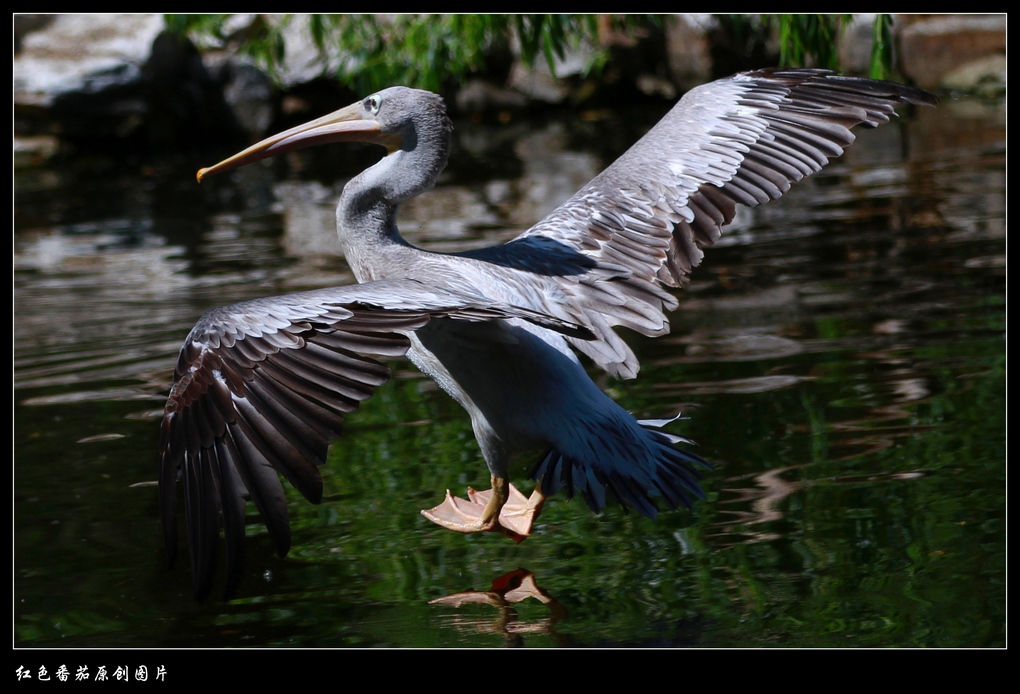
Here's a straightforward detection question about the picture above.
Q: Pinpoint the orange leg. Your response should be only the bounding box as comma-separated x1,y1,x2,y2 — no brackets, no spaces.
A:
422,477,546,542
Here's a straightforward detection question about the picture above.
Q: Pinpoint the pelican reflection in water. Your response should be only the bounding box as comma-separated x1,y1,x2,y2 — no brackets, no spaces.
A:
159,68,936,599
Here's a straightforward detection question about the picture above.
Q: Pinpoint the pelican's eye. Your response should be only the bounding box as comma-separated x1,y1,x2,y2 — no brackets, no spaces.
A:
364,94,382,115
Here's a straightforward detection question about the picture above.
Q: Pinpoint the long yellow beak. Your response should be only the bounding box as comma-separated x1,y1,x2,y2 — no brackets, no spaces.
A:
196,101,398,182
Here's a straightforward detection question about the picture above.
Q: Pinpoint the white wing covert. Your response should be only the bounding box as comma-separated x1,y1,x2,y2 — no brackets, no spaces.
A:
158,278,590,598
470,69,936,378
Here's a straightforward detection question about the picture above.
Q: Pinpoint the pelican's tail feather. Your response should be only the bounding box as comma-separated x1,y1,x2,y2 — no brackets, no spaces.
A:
529,410,711,517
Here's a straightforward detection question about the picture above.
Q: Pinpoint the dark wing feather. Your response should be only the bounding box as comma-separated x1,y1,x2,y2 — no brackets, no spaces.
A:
474,68,935,378
159,278,592,599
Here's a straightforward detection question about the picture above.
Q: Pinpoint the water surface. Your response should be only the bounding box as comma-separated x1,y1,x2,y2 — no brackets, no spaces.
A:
14,94,1005,648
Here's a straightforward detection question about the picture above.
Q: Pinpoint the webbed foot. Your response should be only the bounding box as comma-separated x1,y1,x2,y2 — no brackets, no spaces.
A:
422,480,545,543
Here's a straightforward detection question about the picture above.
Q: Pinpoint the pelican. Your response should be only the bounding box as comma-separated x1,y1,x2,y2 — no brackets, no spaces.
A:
160,68,935,599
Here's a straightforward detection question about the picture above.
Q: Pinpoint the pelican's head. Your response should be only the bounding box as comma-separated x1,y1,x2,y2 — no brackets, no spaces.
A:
197,87,450,182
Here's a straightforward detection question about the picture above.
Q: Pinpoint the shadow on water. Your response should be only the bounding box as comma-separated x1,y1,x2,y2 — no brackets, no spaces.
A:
14,95,1004,648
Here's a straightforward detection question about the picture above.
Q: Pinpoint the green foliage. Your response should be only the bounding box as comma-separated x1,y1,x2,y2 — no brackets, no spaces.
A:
307,15,496,93
870,14,895,79
164,14,898,95
724,14,836,70
730,14,897,79
162,13,230,38
165,14,655,94
165,14,289,80
771,14,852,70
513,14,602,77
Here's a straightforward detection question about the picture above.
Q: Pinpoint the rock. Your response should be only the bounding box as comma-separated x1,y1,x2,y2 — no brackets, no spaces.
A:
664,14,715,91
899,14,1005,90
14,14,163,109
454,79,529,114
941,54,1006,97
14,14,245,146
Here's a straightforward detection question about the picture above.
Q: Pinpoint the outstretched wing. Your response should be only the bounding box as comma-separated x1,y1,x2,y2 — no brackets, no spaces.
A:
158,278,589,599
471,68,936,378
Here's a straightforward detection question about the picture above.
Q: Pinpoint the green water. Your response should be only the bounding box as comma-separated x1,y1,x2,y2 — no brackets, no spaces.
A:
14,97,1004,648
